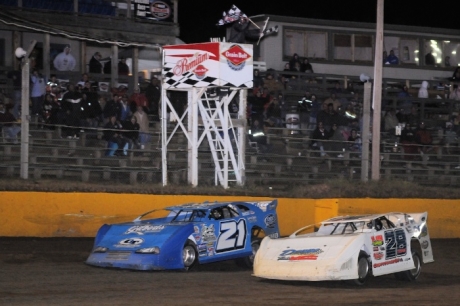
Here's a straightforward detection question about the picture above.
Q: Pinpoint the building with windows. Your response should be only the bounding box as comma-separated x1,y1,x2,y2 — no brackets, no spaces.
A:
251,15,460,81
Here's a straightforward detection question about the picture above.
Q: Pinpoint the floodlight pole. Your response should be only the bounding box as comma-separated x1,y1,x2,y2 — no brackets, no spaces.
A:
20,40,37,179
371,0,384,181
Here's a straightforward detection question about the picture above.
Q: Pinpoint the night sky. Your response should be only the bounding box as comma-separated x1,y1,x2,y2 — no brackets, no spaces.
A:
178,0,460,44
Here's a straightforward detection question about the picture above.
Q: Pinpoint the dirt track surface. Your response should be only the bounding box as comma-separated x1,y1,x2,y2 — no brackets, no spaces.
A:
0,238,458,306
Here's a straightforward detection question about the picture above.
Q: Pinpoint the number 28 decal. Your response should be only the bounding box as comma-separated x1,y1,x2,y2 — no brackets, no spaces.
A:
215,219,247,253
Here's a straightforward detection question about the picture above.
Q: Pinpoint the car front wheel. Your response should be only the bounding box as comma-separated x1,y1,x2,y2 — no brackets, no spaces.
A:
182,240,198,271
395,251,421,281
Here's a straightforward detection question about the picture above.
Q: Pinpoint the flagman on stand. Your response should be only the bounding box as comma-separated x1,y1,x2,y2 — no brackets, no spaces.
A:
217,5,278,44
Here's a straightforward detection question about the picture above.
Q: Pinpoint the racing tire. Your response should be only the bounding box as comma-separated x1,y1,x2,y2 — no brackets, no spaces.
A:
352,251,370,286
398,251,422,281
235,239,261,269
182,240,198,271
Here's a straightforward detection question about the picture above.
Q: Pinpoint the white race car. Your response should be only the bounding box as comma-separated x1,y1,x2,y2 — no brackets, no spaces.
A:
253,212,434,285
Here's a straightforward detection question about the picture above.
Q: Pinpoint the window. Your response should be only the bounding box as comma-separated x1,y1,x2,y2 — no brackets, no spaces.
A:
441,40,460,67
333,34,373,62
384,36,419,65
284,29,327,60
424,39,443,66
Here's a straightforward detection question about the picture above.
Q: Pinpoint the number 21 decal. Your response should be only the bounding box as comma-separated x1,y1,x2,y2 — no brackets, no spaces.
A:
216,219,247,253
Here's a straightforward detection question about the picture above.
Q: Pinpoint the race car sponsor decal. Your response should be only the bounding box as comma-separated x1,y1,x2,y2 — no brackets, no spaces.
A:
373,247,379,252
268,232,279,239
371,235,384,246
207,246,215,256
125,225,165,235
373,258,402,268
116,238,144,247
422,240,429,249
384,228,407,259
193,234,201,242
278,248,323,261
198,244,207,256
373,252,384,260
201,224,216,242
215,219,247,253
194,226,200,233
264,214,276,228
247,216,257,223
420,225,428,237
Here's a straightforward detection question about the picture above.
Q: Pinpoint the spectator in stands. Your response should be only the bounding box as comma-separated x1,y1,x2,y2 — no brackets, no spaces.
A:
103,94,120,124
397,85,412,118
349,92,363,118
80,91,101,129
89,52,103,74
329,124,346,155
249,90,268,123
311,121,333,157
307,94,321,131
288,53,301,71
443,121,458,154
400,123,418,160
133,105,150,150
61,84,83,139
282,62,291,79
449,84,460,101
118,57,130,76
0,100,21,143
264,97,283,128
30,68,46,117
253,69,264,90
386,50,399,65
451,67,460,81
129,88,149,113
118,94,131,122
7,69,21,119
348,128,362,153
425,51,436,66
382,51,388,64
323,92,341,112
103,115,128,156
122,115,140,150
317,102,342,131
300,58,314,73
415,121,433,159
145,77,161,116
445,56,451,67
263,73,282,94
418,81,429,98
277,93,288,123
42,93,55,128
248,119,271,153
103,58,111,74
406,105,420,127
384,109,399,132
330,81,344,94
53,44,76,71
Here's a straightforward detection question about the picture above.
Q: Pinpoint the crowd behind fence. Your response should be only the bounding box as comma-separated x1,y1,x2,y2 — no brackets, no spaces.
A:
1,68,460,188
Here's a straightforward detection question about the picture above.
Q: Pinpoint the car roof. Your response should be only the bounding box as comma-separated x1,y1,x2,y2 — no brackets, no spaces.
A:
322,212,404,224
165,201,249,211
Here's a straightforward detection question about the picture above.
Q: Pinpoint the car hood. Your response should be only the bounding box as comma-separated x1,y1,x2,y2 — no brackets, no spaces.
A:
96,222,195,249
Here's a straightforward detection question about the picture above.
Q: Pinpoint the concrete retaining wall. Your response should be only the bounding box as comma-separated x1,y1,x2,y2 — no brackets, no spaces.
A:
0,192,457,238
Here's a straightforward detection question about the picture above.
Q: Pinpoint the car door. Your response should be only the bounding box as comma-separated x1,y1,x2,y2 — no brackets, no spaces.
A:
369,219,413,276
213,205,250,260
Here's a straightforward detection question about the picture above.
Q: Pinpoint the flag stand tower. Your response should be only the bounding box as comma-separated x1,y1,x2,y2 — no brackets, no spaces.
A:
160,42,254,189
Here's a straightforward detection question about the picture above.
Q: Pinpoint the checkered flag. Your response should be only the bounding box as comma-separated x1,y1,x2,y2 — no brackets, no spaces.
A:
217,5,247,26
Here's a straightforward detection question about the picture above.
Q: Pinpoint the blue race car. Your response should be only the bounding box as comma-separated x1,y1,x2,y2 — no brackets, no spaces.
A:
85,200,280,271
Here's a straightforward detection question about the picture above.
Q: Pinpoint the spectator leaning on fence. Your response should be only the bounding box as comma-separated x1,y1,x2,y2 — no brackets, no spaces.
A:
0,100,21,143
133,105,150,150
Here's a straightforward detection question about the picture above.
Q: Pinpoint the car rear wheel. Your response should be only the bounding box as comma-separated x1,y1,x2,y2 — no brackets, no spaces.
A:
353,252,370,286
235,239,261,269
395,251,421,281
182,240,197,271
